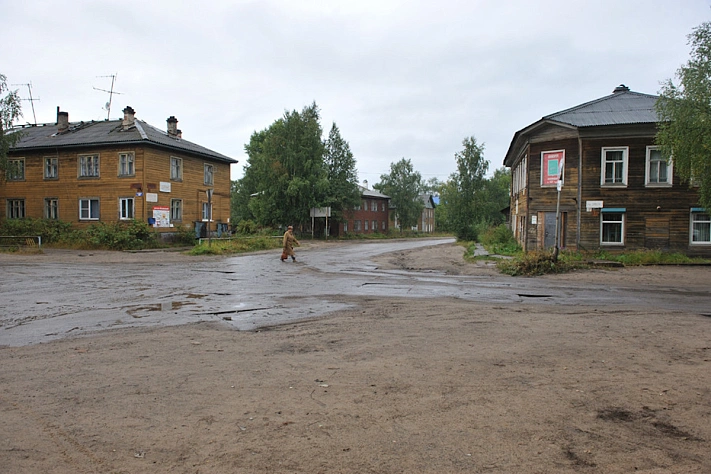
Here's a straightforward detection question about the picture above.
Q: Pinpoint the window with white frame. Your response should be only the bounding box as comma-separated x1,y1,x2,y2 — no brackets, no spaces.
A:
645,146,671,186
79,155,100,178
79,198,100,220
601,210,625,245
354,220,361,231
119,197,134,220
381,202,386,212
343,221,348,233
204,164,214,186
601,147,628,186
44,198,59,219
7,158,25,181
202,202,212,221
364,220,369,231
6,199,25,218
170,199,183,221
171,156,182,180
691,209,710,244
44,157,58,179
362,200,367,211
371,200,377,211
372,220,377,232
118,152,135,177
381,220,386,231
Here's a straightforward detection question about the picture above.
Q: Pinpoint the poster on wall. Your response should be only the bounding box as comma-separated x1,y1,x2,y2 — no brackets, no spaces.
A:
541,150,565,186
152,206,170,228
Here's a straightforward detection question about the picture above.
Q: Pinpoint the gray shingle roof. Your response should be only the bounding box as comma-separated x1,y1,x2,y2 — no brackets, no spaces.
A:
10,118,236,164
360,185,389,199
544,88,659,127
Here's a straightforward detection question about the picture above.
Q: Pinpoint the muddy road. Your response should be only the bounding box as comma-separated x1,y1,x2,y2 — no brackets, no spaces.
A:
2,238,710,347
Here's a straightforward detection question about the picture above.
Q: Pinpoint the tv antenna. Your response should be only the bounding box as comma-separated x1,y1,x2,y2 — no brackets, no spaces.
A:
93,74,122,120
12,82,39,125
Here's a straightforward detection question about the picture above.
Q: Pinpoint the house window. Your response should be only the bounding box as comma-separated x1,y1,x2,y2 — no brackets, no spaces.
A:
170,199,183,222
119,152,135,177
381,202,386,212
44,157,58,179
691,209,711,244
381,221,386,231
171,157,182,181
6,199,25,218
601,210,625,245
372,220,377,232
343,222,348,233
601,147,628,186
204,164,214,186
44,198,59,219
79,198,100,220
119,197,134,220
79,154,100,178
363,200,367,211
646,146,671,186
371,201,377,211
7,158,25,181
354,220,361,231
202,202,212,221
364,220,369,231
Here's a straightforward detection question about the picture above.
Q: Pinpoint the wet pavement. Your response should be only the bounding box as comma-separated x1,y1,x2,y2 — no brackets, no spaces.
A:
2,238,710,347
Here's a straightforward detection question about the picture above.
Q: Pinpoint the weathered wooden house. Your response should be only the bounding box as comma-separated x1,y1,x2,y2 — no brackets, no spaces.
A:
388,193,436,233
2,106,236,238
337,185,390,235
504,85,710,256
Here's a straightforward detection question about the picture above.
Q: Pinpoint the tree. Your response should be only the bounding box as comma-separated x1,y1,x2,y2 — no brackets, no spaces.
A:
449,136,489,240
0,73,23,179
656,21,711,211
376,158,423,231
237,103,329,228
324,123,361,223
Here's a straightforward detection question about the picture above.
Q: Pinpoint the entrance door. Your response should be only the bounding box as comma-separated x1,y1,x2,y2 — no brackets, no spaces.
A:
544,212,557,249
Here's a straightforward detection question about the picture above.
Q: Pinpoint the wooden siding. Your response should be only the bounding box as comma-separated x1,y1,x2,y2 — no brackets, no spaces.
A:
2,145,232,233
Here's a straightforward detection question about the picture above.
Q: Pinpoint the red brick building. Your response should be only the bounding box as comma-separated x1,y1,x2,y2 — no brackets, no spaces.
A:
338,185,390,235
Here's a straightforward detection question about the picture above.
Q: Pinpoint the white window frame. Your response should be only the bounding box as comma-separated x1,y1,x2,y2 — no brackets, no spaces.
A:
79,154,100,178
171,156,183,181
119,197,135,220
204,163,214,186
44,198,59,219
118,152,135,177
6,199,25,218
372,220,377,232
645,146,672,187
354,220,361,232
601,147,628,186
690,209,711,245
371,201,377,211
202,202,212,222
343,221,348,233
600,210,625,246
7,158,25,181
364,220,369,231
44,156,58,179
381,220,386,231
170,198,183,222
79,198,100,220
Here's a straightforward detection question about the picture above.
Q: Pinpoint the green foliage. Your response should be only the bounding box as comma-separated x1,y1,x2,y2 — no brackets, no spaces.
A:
497,250,586,276
376,158,424,231
188,236,282,255
0,217,73,244
324,123,361,222
656,21,711,211
171,225,197,246
479,224,522,256
82,220,156,250
0,73,23,178
237,103,328,228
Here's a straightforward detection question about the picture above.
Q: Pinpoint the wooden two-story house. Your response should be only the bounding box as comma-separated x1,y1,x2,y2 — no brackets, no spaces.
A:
2,106,237,238
504,85,710,256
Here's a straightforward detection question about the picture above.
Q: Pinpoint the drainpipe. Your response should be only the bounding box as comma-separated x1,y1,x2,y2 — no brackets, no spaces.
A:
577,136,583,249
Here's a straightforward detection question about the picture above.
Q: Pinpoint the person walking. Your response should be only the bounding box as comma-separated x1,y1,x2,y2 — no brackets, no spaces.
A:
281,225,300,262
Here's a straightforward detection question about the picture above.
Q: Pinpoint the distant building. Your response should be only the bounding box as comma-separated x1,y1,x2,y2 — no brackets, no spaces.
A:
3,106,237,238
337,185,390,235
389,194,437,233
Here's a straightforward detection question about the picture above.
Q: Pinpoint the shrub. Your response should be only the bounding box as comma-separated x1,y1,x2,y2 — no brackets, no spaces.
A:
479,224,521,256
82,220,157,250
497,250,586,276
0,217,73,244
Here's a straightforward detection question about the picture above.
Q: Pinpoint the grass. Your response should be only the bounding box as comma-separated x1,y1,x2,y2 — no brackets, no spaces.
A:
187,236,282,256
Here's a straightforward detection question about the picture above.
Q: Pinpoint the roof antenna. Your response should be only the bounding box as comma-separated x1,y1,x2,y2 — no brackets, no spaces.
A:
12,81,39,125
93,74,123,120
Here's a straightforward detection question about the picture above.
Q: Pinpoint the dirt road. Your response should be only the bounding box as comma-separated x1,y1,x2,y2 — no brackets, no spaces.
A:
1,242,710,473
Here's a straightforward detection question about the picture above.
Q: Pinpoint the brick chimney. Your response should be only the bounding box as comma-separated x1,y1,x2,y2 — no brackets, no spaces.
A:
57,107,69,132
167,116,178,136
122,106,136,130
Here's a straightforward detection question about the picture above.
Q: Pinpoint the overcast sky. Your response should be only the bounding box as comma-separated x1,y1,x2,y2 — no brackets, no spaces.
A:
3,0,710,183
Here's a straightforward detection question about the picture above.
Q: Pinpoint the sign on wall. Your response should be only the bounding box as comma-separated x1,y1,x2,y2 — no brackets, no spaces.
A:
541,150,565,187
152,206,170,227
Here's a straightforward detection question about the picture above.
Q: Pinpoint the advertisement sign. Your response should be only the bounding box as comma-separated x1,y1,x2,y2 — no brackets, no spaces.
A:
152,206,170,228
541,150,565,186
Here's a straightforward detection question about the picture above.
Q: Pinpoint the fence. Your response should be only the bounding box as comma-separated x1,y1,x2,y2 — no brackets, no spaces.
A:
0,235,43,250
